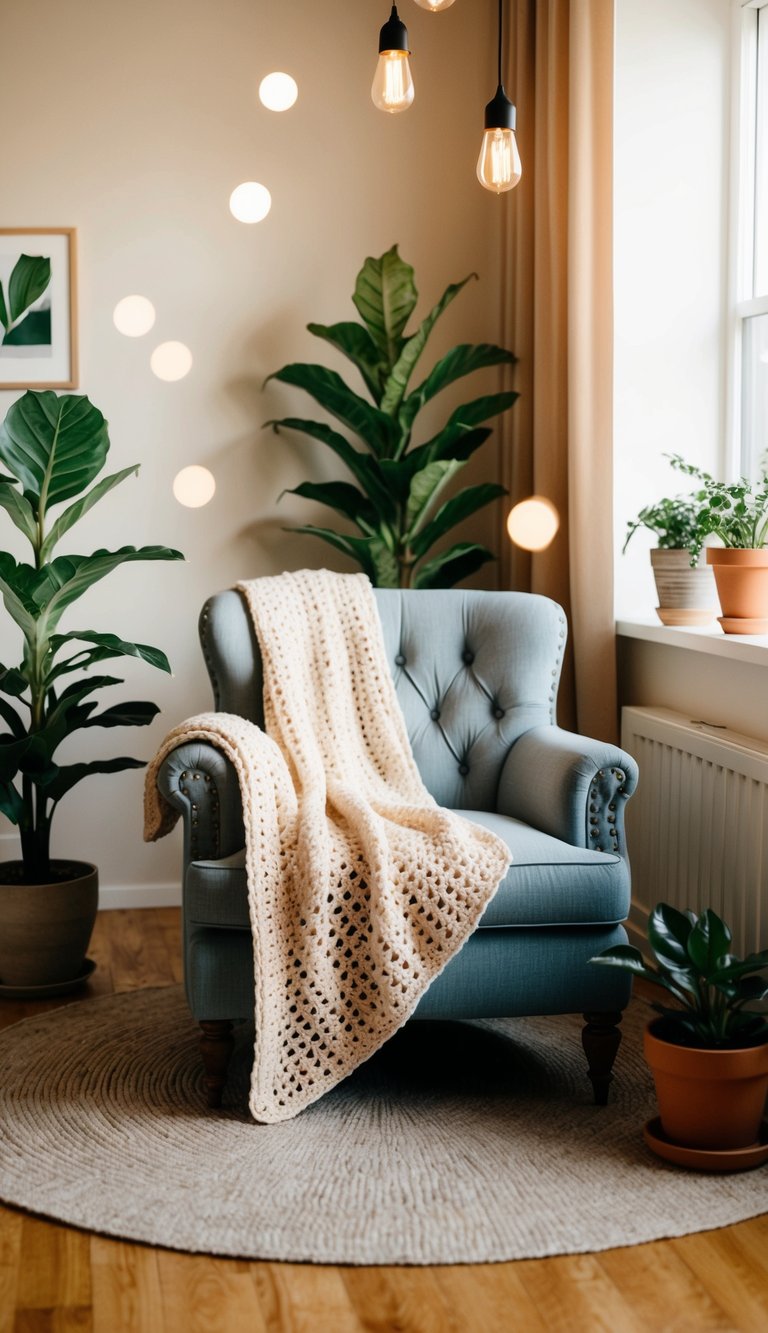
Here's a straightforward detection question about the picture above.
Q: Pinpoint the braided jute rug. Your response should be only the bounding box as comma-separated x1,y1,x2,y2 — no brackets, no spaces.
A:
0,986,765,1265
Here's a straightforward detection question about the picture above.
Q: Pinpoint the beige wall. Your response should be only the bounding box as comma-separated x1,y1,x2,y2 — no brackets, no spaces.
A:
0,0,513,899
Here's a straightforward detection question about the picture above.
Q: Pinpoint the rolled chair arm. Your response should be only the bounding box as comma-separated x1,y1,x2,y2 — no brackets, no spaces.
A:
156,741,245,867
497,726,639,855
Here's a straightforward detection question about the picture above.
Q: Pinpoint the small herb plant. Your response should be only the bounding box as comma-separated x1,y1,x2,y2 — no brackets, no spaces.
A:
265,245,517,590
668,455,768,563
591,903,768,1049
622,495,701,554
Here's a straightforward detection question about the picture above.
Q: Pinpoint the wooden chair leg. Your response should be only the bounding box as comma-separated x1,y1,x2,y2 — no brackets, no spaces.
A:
199,1020,235,1108
581,1011,623,1106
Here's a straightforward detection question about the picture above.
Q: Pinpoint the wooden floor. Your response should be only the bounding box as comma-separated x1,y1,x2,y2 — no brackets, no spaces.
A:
0,909,766,1333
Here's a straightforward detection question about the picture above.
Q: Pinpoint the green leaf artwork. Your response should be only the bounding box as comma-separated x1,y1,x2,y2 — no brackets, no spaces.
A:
266,245,518,589
0,389,184,882
0,254,52,347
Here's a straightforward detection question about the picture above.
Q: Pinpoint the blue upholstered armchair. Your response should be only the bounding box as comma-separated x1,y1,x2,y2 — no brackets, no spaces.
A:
157,588,638,1108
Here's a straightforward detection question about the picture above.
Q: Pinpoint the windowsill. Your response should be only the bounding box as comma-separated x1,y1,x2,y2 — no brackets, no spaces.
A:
616,617,768,667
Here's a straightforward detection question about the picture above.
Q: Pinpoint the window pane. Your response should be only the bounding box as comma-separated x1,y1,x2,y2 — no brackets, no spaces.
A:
743,313,768,477
755,9,768,296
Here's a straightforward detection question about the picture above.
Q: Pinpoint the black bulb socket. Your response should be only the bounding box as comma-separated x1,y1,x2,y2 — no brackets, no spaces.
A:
379,4,410,54
484,84,517,131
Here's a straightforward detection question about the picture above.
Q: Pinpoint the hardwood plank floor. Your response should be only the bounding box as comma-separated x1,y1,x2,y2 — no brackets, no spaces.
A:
0,907,765,1333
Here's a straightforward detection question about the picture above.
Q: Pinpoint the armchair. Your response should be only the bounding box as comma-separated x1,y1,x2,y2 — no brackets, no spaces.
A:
157,587,638,1108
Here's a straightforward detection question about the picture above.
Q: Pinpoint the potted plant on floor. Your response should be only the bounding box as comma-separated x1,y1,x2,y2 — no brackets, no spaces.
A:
0,390,183,994
670,455,768,634
591,903,768,1167
623,492,717,626
266,244,517,589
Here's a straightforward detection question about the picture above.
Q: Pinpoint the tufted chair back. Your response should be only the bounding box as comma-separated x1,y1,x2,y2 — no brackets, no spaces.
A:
199,586,567,811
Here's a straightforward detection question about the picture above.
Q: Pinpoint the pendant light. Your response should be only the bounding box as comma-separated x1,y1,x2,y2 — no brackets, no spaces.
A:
371,5,414,114
477,0,521,193
413,0,456,10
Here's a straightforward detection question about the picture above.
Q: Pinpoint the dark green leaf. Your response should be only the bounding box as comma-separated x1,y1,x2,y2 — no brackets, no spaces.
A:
0,391,109,511
45,757,147,804
0,554,37,640
82,701,160,728
589,945,653,975
267,418,395,516
709,950,768,982
285,481,378,529
648,902,695,968
8,255,51,323
687,909,732,976
405,460,464,532
380,278,477,417
0,282,7,333
0,697,24,738
0,482,36,543
0,663,28,697
0,780,23,824
48,631,172,677
448,390,519,430
288,525,377,581
414,542,496,589
352,245,418,367
400,341,515,431
306,322,385,402
265,364,397,457
30,546,184,635
40,466,140,562
410,483,507,559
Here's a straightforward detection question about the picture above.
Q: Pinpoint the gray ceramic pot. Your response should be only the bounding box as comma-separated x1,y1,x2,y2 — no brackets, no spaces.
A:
0,861,98,987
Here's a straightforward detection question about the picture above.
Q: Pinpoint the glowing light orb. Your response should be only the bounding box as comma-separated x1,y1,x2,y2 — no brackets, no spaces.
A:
229,181,272,224
259,72,298,111
113,295,156,337
506,496,560,552
173,465,216,508
150,341,193,382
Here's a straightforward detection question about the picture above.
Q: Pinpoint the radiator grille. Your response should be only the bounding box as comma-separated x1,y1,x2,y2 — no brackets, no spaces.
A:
621,706,768,956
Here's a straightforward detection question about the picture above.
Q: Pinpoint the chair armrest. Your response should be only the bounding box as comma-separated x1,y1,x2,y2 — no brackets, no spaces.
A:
497,726,638,855
156,741,245,867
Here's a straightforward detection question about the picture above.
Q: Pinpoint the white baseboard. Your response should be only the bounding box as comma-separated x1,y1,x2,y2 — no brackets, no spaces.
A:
98,882,181,910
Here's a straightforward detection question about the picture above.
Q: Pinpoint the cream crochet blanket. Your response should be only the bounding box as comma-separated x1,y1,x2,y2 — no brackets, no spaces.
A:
145,569,510,1122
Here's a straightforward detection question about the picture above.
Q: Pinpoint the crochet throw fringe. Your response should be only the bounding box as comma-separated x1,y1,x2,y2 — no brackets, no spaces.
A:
144,569,510,1122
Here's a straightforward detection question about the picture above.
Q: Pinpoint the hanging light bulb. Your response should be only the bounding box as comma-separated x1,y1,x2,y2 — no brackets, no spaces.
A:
477,0,521,194
413,0,456,10
372,5,414,114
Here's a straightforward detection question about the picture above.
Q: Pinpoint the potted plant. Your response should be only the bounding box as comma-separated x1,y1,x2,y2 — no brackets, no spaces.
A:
265,245,517,589
0,390,182,993
670,455,768,634
623,493,717,626
592,903,768,1164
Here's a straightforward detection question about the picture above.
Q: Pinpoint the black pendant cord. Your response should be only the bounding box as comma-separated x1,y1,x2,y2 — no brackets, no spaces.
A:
497,0,503,89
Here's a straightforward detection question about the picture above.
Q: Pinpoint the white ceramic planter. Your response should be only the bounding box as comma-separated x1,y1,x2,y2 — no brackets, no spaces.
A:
650,549,718,626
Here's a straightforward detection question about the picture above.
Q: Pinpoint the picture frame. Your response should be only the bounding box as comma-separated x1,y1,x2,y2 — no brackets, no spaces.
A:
0,228,78,390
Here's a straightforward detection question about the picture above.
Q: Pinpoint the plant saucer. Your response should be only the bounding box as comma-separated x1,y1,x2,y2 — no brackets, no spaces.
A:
0,957,96,1001
643,1117,768,1172
717,616,768,635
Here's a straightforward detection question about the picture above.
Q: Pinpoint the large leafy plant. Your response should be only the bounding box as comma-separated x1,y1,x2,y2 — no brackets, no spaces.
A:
0,390,183,881
266,245,517,589
591,903,768,1048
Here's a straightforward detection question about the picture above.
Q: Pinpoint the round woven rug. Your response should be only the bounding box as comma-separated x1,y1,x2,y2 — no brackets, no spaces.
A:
0,987,765,1265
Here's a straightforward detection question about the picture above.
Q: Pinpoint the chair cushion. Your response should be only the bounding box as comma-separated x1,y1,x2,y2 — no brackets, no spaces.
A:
185,811,629,931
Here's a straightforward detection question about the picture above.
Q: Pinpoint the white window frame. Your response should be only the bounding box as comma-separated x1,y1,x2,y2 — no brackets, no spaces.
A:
729,0,768,478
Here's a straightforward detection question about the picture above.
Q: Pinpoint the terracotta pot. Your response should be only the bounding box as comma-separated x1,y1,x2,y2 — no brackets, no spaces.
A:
0,861,98,987
644,1018,768,1150
706,547,768,634
650,549,717,627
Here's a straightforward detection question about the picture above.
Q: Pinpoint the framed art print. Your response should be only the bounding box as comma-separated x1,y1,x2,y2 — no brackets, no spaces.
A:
0,228,78,389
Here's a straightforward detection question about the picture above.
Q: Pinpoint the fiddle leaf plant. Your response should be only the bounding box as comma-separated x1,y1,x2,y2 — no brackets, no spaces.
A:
0,390,184,881
591,903,768,1049
265,245,517,589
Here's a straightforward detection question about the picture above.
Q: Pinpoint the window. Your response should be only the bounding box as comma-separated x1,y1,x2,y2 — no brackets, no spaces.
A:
736,0,768,478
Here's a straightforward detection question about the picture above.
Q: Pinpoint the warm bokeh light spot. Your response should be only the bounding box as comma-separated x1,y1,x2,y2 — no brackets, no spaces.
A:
150,341,193,382
173,465,216,508
113,295,156,337
259,72,298,111
229,182,272,224
506,496,560,552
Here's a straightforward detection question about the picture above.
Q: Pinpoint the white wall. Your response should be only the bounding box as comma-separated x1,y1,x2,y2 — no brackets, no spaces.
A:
0,0,511,900
614,0,733,618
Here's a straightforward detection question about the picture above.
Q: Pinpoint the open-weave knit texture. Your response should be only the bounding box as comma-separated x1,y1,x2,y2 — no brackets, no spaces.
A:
144,569,510,1123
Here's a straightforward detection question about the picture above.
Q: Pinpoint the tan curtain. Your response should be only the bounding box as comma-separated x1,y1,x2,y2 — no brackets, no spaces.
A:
498,0,616,743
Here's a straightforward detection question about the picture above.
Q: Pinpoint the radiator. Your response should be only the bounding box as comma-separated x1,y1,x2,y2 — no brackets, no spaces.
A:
621,706,768,957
